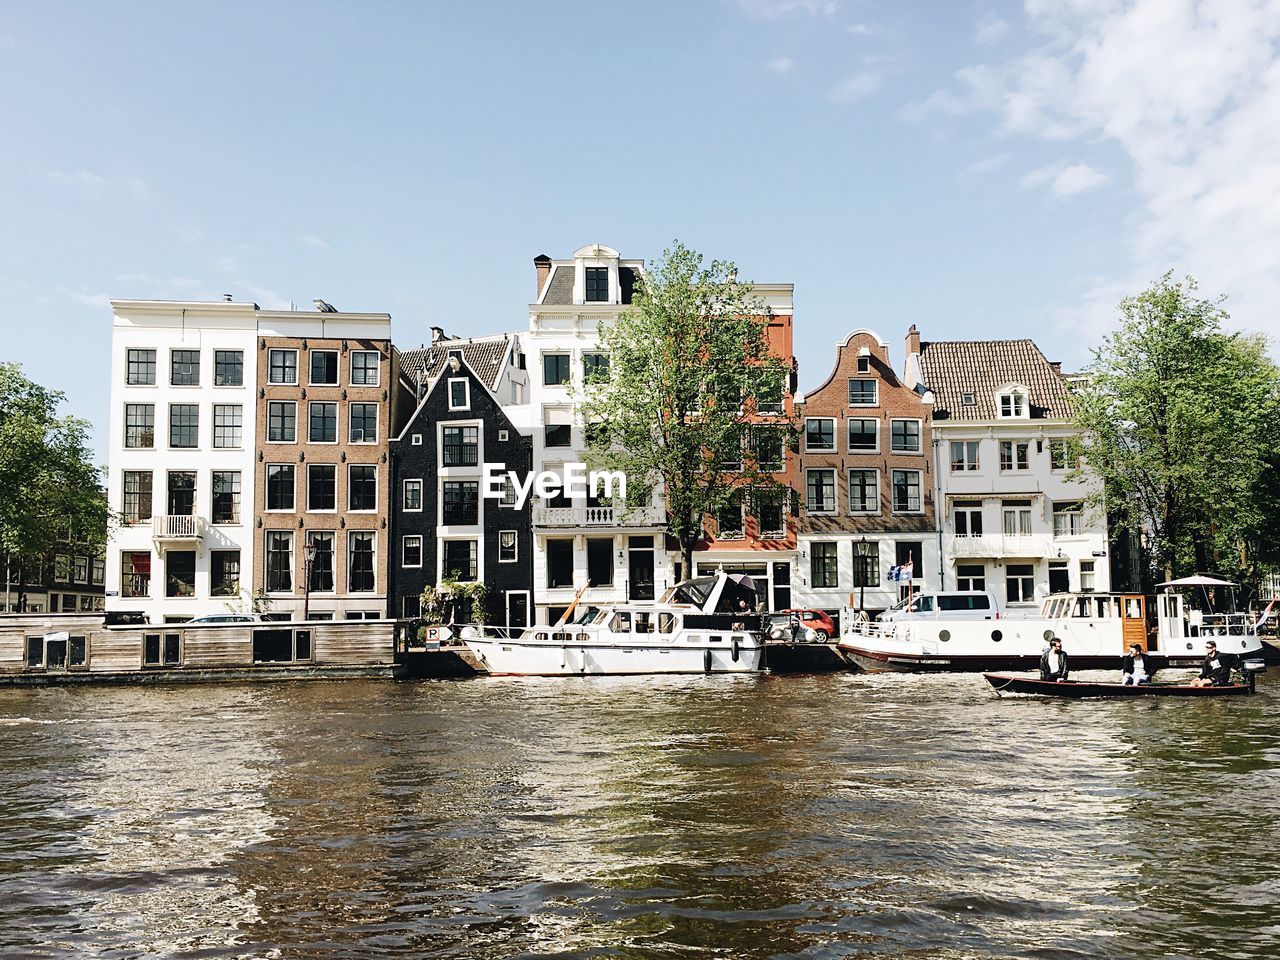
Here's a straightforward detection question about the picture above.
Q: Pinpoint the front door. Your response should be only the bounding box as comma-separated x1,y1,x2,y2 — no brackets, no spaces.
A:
628,537,655,601
507,591,530,631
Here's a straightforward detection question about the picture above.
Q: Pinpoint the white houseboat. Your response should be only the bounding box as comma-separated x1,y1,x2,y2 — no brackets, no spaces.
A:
462,571,765,676
838,575,1265,673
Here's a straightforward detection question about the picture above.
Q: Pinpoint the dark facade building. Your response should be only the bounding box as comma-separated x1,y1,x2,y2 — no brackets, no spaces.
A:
390,336,534,628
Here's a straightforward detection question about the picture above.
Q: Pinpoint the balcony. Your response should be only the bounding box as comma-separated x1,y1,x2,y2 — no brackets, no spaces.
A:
949,533,1055,558
533,505,664,528
152,514,206,544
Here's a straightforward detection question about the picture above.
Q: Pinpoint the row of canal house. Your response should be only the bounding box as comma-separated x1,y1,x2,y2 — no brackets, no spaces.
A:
103,242,1107,628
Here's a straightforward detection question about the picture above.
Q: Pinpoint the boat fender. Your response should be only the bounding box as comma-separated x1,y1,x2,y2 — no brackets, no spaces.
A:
704,649,713,674
732,638,740,662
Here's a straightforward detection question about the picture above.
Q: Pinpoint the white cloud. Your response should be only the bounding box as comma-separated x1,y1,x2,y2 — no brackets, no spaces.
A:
46,169,106,189
846,22,875,35
829,70,882,102
766,56,795,74
1020,161,1108,196
975,15,1011,46
923,0,1280,346
962,152,1012,175
738,0,838,19
297,233,330,250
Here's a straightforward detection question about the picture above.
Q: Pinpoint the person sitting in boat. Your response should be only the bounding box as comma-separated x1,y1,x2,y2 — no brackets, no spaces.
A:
1121,642,1154,685
1040,638,1070,682
1190,640,1233,687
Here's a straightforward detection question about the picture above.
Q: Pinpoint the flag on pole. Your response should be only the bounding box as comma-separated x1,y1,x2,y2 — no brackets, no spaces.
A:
887,559,914,583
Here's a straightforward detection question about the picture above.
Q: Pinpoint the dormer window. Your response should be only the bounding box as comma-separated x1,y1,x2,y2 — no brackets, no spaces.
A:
585,267,609,302
961,391,976,407
997,387,1029,419
857,355,871,373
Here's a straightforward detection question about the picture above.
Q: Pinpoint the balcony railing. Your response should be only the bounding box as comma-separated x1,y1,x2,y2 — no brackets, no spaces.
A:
533,506,664,528
151,515,206,540
949,533,1055,558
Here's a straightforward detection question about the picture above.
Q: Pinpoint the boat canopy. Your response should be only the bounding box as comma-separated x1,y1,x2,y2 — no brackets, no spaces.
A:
1157,575,1237,588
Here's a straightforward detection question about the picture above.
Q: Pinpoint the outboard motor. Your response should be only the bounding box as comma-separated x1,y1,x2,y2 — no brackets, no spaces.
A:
1237,657,1267,692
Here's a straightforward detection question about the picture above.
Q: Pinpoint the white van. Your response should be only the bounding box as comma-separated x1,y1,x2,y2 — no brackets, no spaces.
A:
877,591,1000,622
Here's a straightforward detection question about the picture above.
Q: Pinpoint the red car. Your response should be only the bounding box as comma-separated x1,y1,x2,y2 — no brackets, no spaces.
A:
778,609,836,640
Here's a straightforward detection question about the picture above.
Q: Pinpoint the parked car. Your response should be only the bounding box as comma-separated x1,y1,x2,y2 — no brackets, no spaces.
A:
183,613,266,625
765,609,837,642
877,591,1000,623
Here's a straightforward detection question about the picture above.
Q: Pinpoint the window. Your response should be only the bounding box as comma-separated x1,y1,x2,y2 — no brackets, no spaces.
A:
891,470,923,513
1002,501,1032,536
583,352,610,383
499,475,518,507
1053,501,1084,537
170,349,199,386
950,441,979,472
586,537,614,586
214,350,243,386
1050,438,1080,471
127,349,156,385
350,350,381,385
585,266,609,302
543,353,570,386
752,428,783,472
121,551,151,597
213,404,242,448
999,391,1027,418
716,428,742,469
212,471,241,523
309,350,338,385
124,403,155,448
411,433,423,445
1006,563,1035,603
448,378,469,410
954,501,983,537
961,391,977,407
847,418,878,452
308,531,335,592
442,425,478,466
142,633,182,667
441,539,477,582
402,535,423,568
252,627,313,663
804,418,835,452
999,440,1030,471
123,471,153,524
755,375,783,415
168,404,198,448
848,469,878,513
267,401,296,442
53,555,70,583
852,541,879,587
716,494,743,538
348,465,377,511
307,464,336,511
165,550,196,597
349,403,378,443
266,465,295,511
546,539,573,588
268,349,298,385
91,557,104,585
811,542,838,589
956,563,986,591
167,472,195,515
403,479,422,512
73,556,89,584
309,402,338,443
1080,560,1096,592
806,469,836,513
498,530,518,563
265,532,293,592
545,424,571,447
755,490,785,535
857,355,871,374
1049,560,1070,594
442,481,479,525
890,419,921,453
211,550,240,596
848,379,878,406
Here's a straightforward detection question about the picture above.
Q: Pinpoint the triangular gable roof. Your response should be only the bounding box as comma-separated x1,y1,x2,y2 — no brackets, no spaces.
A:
918,339,1074,421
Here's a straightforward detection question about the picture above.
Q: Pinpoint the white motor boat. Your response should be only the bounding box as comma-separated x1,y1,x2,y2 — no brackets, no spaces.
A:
838,575,1265,673
462,572,766,676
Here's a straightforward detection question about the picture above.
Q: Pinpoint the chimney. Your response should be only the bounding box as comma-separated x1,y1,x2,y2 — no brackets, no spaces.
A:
534,253,552,299
430,326,446,345
222,293,233,302
1050,361,1062,374
905,324,921,358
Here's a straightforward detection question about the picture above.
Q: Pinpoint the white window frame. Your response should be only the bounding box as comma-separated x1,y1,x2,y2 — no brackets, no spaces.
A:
848,379,878,407
267,348,299,385
846,417,879,454
950,440,979,472
307,401,339,445
889,417,923,454
953,503,984,537
349,350,381,387
498,530,518,563
411,433,423,446
347,463,378,513
403,479,423,512
347,402,379,444
999,440,1030,472
804,417,837,453
306,464,338,514
264,464,296,513
402,535,423,568
890,469,924,514
847,468,880,515
997,389,1029,419
1002,505,1033,536
266,400,298,444
308,349,340,386
805,468,837,515
447,378,470,411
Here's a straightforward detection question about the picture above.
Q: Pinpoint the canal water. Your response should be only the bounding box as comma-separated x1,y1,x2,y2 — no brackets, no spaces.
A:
0,673,1277,959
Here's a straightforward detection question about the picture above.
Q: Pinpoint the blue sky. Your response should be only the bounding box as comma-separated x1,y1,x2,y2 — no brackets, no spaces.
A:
4,1,1277,458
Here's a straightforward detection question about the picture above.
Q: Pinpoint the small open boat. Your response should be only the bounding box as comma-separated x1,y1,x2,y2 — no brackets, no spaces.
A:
983,673,1255,698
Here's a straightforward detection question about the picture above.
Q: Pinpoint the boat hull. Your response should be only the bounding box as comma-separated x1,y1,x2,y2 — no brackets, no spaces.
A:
983,673,1253,698
839,643,1161,675
464,636,764,676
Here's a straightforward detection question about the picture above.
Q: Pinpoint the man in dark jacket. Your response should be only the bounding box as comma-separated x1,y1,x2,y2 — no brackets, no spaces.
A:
1190,640,1233,687
1040,638,1069,682
1121,642,1155,685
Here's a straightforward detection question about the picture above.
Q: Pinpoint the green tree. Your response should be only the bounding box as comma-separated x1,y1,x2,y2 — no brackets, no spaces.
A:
1074,274,1280,582
0,363,112,560
581,241,797,578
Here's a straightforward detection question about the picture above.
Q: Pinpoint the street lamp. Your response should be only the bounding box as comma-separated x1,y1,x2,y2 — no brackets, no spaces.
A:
303,538,317,621
857,536,869,614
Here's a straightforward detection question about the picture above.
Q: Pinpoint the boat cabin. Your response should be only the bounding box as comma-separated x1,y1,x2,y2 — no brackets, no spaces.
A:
1040,593,1150,651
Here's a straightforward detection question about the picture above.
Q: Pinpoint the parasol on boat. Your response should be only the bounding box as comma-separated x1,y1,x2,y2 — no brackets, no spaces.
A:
1157,575,1237,588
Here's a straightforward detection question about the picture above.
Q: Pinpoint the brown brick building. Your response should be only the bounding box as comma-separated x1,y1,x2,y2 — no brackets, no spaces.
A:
253,311,407,619
793,327,937,616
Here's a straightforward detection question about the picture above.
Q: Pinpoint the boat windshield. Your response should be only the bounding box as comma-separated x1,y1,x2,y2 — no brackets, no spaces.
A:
663,577,718,607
